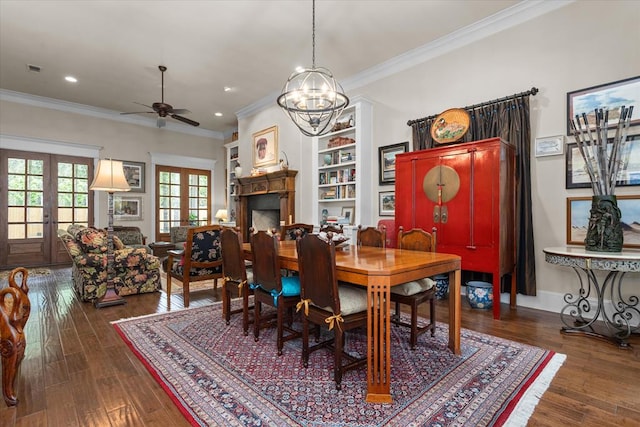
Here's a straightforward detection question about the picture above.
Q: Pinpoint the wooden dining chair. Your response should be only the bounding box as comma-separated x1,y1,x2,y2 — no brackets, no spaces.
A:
296,232,368,390
279,223,314,241
166,224,224,307
390,226,437,349
356,225,386,248
220,227,254,335
249,229,302,355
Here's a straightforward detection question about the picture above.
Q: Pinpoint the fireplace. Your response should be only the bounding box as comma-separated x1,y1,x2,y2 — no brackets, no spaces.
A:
234,170,298,242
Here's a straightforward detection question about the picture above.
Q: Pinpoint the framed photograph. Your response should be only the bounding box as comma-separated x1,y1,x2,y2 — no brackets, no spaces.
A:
535,135,564,157
566,76,640,135
565,135,640,189
379,191,396,216
119,160,145,193
341,207,354,225
252,125,278,168
566,195,640,248
378,142,408,185
114,195,143,221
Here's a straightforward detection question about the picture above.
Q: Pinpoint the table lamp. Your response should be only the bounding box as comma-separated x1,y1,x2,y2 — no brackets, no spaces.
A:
90,159,131,308
215,209,228,224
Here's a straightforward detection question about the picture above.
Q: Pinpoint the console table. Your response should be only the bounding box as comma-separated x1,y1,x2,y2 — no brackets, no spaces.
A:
543,246,640,349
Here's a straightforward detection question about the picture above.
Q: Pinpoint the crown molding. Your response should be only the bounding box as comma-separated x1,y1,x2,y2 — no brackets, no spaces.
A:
0,89,224,140
242,0,574,118
0,133,102,157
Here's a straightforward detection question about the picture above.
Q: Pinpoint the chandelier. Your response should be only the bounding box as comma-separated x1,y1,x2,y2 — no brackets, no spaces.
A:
277,0,349,137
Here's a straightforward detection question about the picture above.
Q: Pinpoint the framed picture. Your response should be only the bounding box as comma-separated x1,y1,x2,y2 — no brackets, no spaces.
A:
379,191,395,216
378,142,408,185
535,135,564,157
114,195,143,221
565,135,640,189
119,160,145,193
566,195,640,248
341,207,354,225
566,76,640,135
252,125,278,168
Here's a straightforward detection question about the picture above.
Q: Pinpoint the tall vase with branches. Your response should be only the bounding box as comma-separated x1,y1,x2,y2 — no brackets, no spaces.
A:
570,105,634,252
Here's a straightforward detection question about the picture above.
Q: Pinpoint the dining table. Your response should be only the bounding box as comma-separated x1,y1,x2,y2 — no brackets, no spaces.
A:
244,240,462,404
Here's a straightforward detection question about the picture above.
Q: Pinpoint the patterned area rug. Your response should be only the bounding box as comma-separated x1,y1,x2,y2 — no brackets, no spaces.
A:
0,267,51,282
113,302,565,427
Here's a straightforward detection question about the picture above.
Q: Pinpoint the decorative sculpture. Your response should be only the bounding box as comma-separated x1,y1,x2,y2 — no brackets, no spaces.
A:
0,267,31,406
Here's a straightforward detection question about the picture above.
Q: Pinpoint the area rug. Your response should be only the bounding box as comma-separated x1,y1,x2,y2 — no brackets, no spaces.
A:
113,302,565,427
0,267,51,282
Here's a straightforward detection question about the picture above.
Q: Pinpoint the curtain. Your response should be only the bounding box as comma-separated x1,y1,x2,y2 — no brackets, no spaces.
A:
409,96,536,296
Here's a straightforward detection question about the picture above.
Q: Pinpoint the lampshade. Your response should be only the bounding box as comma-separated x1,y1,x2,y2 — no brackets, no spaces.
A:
215,209,228,221
276,0,348,137
90,159,131,192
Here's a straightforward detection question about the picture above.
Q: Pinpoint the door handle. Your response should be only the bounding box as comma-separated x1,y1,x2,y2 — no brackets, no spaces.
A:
433,205,440,223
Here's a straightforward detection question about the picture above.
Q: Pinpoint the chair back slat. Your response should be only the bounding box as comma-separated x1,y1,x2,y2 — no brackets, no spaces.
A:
220,228,247,283
250,230,282,293
297,233,339,312
357,225,386,248
397,226,437,253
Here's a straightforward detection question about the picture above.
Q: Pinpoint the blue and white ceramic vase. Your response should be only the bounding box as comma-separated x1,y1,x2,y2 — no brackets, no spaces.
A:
433,274,449,300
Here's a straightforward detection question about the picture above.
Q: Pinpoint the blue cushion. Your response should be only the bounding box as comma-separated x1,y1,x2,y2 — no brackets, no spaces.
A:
281,276,301,297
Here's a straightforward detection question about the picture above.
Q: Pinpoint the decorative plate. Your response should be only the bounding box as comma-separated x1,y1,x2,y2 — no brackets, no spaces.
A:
430,108,470,145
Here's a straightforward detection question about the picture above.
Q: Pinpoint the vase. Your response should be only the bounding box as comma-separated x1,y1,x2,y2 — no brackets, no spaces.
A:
234,166,242,177
585,195,623,252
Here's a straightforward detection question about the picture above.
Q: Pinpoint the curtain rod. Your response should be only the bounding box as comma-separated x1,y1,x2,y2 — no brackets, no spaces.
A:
406,87,538,126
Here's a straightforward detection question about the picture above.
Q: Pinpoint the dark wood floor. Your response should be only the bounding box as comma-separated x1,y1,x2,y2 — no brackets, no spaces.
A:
1,268,639,426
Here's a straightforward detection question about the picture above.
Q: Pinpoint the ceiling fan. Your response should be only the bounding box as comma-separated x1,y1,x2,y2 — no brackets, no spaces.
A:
121,65,199,128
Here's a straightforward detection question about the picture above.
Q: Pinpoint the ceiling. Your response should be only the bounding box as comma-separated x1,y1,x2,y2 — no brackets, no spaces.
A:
0,1,524,137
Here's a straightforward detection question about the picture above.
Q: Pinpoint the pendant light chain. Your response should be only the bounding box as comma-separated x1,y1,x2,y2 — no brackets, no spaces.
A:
311,0,316,69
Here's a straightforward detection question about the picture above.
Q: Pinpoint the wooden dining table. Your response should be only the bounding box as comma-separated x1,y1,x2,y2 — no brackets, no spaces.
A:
243,240,462,404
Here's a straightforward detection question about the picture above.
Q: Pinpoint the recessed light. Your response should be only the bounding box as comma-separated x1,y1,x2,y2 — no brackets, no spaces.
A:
223,86,232,92
65,76,78,83
214,112,223,117
295,66,305,73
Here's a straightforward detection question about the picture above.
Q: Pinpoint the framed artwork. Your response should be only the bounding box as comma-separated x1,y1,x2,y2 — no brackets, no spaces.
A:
566,76,640,135
378,142,408,185
252,125,278,168
114,195,143,221
379,191,395,216
120,160,145,193
341,207,354,225
535,135,564,157
566,195,640,248
565,135,640,189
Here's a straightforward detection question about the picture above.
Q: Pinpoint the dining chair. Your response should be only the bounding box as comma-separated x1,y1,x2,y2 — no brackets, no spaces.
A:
390,226,437,349
356,224,386,248
249,229,302,355
220,227,254,335
279,223,314,241
166,224,224,307
296,232,368,390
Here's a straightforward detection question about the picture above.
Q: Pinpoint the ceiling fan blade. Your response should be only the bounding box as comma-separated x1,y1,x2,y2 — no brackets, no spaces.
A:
171,114,200,127
171,108,191,115
120,111,154,115
133,101,155,109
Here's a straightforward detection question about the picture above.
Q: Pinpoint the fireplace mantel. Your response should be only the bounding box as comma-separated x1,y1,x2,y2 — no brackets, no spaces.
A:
235,170,297,242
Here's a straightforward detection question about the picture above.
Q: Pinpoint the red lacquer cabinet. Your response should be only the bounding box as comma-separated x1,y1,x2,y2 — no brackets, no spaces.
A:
395,137,515,319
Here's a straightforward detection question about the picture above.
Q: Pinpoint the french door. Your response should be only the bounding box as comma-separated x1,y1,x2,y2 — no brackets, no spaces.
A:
155,165,211,241
0,149,94,268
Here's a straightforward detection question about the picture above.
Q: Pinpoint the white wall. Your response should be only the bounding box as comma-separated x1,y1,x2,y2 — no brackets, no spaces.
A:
237,1,640,314
0,99,226,240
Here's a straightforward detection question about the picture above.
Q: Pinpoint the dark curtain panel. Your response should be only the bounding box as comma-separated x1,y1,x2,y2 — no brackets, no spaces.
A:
409,96,536,296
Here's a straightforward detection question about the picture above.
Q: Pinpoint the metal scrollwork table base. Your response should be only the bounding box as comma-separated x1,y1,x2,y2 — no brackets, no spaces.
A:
544,246,640,349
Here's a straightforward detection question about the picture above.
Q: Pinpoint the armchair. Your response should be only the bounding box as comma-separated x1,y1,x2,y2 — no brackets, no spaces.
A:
166,224,224,307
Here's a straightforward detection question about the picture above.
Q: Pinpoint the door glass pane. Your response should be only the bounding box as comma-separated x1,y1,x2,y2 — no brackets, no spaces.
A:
28,175,43,190
27,191,43,206
7,174,25,190
27,207,43,222
58,177,73,192
8,191,25,205
27,223,43,238
74,208,88,222
28,159,43,174
8,224,24,239
7,207,24,222
8,158,25,174
58,208,73,222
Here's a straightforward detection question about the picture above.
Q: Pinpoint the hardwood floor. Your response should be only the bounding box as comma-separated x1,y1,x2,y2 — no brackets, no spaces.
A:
1,267,639,426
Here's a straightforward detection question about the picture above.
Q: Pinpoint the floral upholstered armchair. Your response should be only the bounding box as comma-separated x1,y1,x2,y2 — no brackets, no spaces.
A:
58,225,161,302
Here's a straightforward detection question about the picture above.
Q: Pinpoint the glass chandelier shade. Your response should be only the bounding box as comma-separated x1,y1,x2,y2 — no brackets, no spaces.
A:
277,0,349,137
